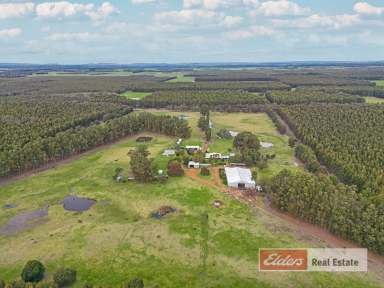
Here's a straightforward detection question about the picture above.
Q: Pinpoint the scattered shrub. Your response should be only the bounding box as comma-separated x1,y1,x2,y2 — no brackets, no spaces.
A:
35,282,57,288
167,160,184,177
53,268,77,288
200,167,210,176
219,168,227,185
123,278,144,288
21,260,45,283
9,280,26,288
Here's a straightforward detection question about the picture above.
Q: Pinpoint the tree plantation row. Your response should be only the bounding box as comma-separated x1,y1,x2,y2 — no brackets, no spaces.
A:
268,169,384,254
0,112,190,177
278,104,384,196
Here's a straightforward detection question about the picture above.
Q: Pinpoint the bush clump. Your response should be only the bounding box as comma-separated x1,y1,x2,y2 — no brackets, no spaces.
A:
53,268,77,288
21,260,45,283
35,281,57,288
200,167,210,176
9,280,26,288
167,160,184,177
123,278,144,288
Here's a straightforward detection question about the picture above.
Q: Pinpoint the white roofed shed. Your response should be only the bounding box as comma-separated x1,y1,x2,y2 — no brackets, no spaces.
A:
225,167,256,189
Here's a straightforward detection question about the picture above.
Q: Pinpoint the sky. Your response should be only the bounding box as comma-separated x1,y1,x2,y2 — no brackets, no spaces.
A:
0,0,383,63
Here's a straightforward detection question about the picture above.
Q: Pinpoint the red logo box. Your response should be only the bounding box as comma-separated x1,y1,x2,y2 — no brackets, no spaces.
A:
259,249,308,271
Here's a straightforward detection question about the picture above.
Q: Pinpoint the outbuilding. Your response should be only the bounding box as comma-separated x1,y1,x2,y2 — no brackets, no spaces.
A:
188,161,200,169
225,167,256,189
163,149,176,157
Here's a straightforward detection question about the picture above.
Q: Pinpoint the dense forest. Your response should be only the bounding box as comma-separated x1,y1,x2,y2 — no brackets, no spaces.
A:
268,169,384,254
266,90,364,104
140,90,267,107
278,104,384,195
0,97,190,177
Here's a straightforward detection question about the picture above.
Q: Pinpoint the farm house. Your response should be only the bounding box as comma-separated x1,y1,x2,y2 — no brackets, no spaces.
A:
224,167,256,189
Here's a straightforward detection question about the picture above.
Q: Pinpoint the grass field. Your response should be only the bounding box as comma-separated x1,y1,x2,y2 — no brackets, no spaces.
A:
120,91,152,100
0,117,382,287
373,80,384,86
364,96,384,104
145,110,300,182
166,73,195,83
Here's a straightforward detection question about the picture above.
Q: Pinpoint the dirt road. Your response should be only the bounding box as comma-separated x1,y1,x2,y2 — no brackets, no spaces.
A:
185,167,384,279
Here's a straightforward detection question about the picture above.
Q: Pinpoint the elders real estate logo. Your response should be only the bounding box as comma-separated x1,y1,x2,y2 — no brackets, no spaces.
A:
259,249,308,271
259,248,367,272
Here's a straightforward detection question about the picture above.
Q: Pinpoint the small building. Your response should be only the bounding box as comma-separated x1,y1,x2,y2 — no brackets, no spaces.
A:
205,152,230,160
163,149,176,157
229,131,239,137
209,120,213,129
186,145,201,154
205,152,222,159
225,167,256,189
188,161,200,169
178,115,190,120
260,142,274,148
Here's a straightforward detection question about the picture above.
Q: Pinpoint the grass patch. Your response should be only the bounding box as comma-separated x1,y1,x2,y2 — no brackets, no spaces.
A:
373,80,384,86
120,91,151,100
167,73,195,83
364,96,384,104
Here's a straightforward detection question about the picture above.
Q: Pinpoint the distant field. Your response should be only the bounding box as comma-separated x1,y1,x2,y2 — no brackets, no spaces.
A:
364,96,384,104
120,91,151,100
373,80,384,86
166,73,195,83
30,71,135,77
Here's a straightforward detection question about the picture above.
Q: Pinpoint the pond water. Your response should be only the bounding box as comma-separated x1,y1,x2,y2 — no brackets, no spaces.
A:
61,195,96,212
0,205,48,235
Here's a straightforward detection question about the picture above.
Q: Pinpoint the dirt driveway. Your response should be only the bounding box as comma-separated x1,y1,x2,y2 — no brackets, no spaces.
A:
185,166,384,280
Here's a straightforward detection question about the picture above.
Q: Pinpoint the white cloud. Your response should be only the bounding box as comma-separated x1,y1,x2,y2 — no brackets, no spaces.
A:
0,3,35,20
183,0,245,10
36,1,117,21
225,25,275,40
85,2,118,21
251,0,311,17
0,28,22,38
36,2,94,19
155,9,240,27
222,15,243,27
47,32,100,42
272,14,360,29
132,0,158,4
354,2,384,15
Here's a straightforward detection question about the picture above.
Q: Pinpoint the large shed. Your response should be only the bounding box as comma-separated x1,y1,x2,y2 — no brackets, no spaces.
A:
225,167,256,189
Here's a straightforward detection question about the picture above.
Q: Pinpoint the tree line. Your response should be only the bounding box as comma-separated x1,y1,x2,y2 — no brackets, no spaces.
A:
266,90,364,104
278,104,384,195
0,112,191,178
268,169,384,254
